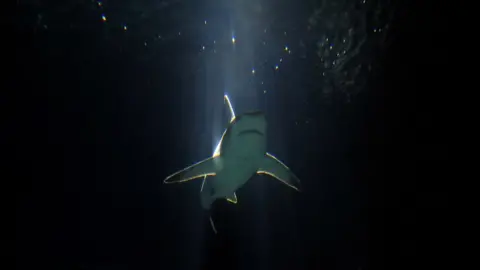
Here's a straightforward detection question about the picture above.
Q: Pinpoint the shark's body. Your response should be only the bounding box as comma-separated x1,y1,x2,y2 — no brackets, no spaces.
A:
164,95,300,231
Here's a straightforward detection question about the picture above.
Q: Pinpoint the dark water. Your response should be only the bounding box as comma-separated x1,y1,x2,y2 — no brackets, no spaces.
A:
13,1,451,269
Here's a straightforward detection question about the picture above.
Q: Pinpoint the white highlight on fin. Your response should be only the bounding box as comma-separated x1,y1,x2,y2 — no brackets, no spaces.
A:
212,130,227,158
226,192,238,204
257,152,300,191
213,94,236,157
257,170,299,191
266,152,292,170
174,173,215,183
164,157,217,184
224,94,236,122
164,172,216,184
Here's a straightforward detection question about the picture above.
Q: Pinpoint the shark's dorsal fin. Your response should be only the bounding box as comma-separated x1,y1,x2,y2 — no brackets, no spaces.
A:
224,94,236,123
164,157,218,184
212,94,236,157
257,153,301,191
225,192,238,204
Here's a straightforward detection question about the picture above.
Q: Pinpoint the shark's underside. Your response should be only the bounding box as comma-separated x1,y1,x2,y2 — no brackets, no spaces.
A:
163,95,300,232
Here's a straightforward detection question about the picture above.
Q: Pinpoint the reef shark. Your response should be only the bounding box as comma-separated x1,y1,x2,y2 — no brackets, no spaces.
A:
164,95,301,232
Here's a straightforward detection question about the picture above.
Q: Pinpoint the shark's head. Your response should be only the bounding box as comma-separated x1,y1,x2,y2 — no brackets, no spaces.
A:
219,111,267,159
232,111,266,136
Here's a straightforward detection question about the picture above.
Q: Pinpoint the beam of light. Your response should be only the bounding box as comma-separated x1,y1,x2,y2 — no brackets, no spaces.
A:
206,94,239,204
199,95,240,205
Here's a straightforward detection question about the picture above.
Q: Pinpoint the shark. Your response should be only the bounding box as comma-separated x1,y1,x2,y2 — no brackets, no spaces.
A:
163,95,301,233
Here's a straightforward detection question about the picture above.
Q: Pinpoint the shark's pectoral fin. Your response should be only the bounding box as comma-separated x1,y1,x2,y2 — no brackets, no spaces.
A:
257,152,301,191
164,157,218,184
225,192,238,204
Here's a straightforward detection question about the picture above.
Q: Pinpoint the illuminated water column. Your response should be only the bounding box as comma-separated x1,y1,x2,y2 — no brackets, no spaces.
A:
221,0,260,113
229,0,271,267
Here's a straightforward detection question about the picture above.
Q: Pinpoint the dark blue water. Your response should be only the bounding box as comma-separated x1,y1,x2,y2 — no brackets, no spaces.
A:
13,1,451,269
